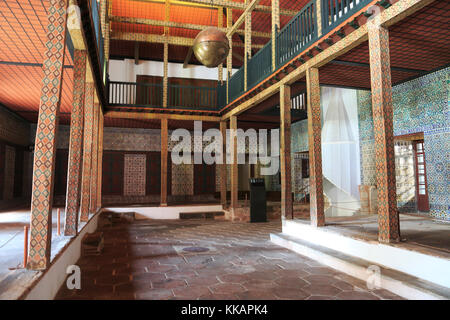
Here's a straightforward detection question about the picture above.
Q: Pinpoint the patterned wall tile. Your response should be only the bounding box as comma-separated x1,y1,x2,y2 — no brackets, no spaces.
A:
358,67,449,221
124,154,146,196
172,156,194,196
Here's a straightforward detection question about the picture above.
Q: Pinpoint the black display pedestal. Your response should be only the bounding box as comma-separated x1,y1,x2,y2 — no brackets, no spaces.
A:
249,178,267,223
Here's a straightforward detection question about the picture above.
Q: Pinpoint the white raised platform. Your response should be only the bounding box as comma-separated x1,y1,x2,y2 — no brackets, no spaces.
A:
24,209,103,300
105,204,224,220
271,219,450,300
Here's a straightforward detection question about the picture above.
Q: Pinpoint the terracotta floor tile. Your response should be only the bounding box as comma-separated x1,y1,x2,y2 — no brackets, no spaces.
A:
55,219,400,300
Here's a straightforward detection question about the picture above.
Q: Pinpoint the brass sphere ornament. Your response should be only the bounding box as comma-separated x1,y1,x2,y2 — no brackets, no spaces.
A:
193,27,230,68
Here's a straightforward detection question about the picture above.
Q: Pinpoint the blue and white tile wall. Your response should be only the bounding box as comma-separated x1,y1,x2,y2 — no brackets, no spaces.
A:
357,67,449,220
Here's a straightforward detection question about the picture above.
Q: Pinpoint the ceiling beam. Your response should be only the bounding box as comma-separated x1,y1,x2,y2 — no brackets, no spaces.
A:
104,111,221,122
184,0,296,15
330,59,426,73
110,16,271,38
130,0,297,15
227,0,261,37
111,31,264,48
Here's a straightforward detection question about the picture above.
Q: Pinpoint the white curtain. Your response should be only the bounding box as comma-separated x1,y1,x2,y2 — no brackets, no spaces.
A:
321,87,361,200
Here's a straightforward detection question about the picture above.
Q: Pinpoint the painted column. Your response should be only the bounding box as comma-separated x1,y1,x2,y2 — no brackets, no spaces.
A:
64,49,87,236
100,0,108,77
368,23,400,243
161,118,168,206
105,0,111,67
163,0,170,108
226,8,233,104
316,0,322,37
306,67,325,227
244,0,252,91
163,42,169,108
89,102,99,213
218,7,224,84
79,81,94,222
230,115,238,209
220,121,227,207
97,110,104,210
28,0,68,270
280,84,293,219
271,0,280,71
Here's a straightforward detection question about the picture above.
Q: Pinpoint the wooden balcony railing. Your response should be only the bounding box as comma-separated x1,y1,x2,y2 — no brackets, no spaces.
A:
108,81,220,111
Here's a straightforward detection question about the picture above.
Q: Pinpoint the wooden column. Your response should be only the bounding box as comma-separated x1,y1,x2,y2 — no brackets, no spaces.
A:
244,0,252,91
220,121,227,207
97,110,104,210
306,67,325,227
316,0,322,37
105,0,111,66
161,118,168,206
163,42,168,108
368,24,400,243
79,81,94,222
271,0,279,71
163,0,170,108
226,8,233,104
28,0,68,270
280,84,293,219
218,7,224,84
89,101,100,214
230,116,238,209
64,49,86,236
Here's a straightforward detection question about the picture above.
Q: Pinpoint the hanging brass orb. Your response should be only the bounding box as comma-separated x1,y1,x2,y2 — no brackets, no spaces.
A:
193,27,230,68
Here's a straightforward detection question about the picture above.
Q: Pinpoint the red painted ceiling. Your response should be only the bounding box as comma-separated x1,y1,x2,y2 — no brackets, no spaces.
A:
109,0,310,65
0,0,449,130
0,0,74,118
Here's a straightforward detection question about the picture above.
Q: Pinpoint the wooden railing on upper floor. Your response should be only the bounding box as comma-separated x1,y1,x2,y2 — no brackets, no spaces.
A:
108,81,221,111
226,0,372,108
106,0,373,113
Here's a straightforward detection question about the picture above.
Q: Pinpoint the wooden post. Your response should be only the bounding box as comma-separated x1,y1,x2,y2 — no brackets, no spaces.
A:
220,121,227,207
163,42,169,108
79,81,95,222
89,102,100,214
306,67,325,227
244,0,252,91
271,0,280,71
218,6,224,84
28,0,68,270
163,0,170,108
57,208,61,236
23,226,28,268
280,84,293,219
161,118,168,206
226,8,233,104
230,116,238,209
97,110,104,210
316,0,322,37
64,49,87,236
368,23,400,243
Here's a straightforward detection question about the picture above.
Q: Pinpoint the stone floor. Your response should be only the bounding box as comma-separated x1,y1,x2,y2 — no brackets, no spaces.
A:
320,214,450,258
55,217,402,300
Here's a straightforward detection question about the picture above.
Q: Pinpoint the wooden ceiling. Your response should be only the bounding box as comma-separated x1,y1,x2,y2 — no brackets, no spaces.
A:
109,0,310,66
0,0,449,130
